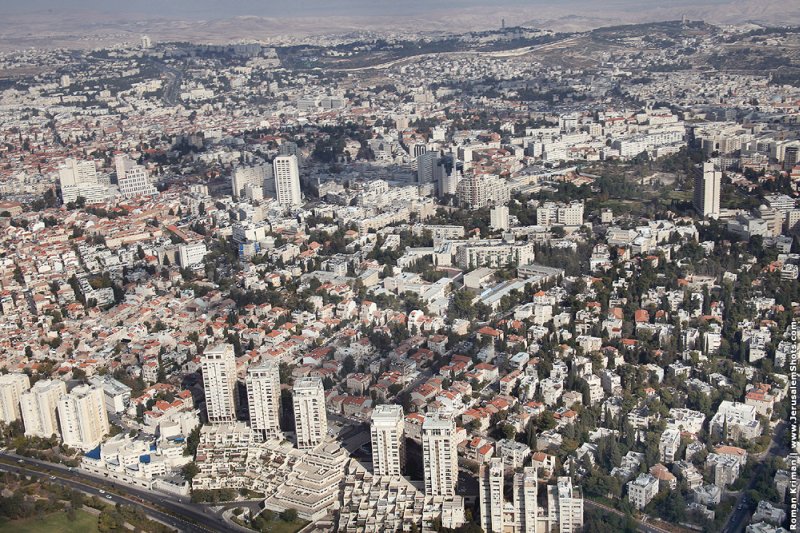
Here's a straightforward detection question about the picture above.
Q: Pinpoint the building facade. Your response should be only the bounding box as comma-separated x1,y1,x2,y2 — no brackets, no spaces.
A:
422,412,458,497
57,385,109,450
246,361,282,440
201,343,238,424
293,376,327,449
693,162,721,218
370,404,405,477
115,154,157,199
20,379,66,438
479,458,505,533
273,155,302,207
0,373,30,423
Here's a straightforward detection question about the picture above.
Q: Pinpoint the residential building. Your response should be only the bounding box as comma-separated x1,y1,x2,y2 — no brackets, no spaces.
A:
513,467,538,533
246,361,282,440
58,158,109,204
706,453,741,488
293,376,327,449
496,438,531,468
115,154,157,198
479,458,505,533
273,155,302,206
88,375,131,414
201,343,238,424
370,404,405,476
490,205,510,231
659,428,681,463
0,373,30,423
455,238,535,269
422,411,458,497
20,379,66,438
693,162,721,218
57,385,109,450
178,243,208,268
627,473,659,510
710,401,761,441
232,163,272,198
537,201,585,227
456,174,510,209
551,476,584,533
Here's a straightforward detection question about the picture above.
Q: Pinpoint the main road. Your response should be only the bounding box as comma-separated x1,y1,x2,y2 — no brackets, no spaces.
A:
584,499,674,533
721,421,788,533
327,35,582,72
143,58,184,107
0,451,246,533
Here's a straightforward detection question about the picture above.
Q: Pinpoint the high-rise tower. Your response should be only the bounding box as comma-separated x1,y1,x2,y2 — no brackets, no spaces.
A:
693,162,721,218
422,411,458,497
370,404,405,476
246,361,281,439
201,343,238,424
292,376,326,449
273,155,302,207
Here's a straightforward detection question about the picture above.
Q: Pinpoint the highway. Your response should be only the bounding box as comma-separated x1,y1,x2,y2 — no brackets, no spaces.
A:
329,35,582,72
145,58,184,107
0,451,243,533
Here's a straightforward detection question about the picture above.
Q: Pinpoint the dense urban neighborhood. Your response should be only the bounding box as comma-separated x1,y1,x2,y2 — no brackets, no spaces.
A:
0,13,797,533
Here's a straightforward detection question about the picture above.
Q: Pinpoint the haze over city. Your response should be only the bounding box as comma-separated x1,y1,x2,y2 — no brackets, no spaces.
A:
0,0,798,49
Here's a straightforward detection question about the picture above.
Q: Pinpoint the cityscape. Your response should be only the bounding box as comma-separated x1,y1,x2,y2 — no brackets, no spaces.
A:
0,1,797,533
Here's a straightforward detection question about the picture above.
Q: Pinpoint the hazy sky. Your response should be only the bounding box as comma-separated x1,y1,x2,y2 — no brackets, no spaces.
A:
0,0,731,19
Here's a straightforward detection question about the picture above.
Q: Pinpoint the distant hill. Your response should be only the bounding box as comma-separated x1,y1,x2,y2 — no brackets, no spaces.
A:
0,0,797,51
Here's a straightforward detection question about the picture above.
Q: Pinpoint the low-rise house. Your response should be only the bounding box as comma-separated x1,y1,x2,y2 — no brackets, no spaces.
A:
627,473,659,510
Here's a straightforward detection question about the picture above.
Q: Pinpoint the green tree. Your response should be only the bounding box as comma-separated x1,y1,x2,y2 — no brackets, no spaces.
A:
280,508,298,522
182,461,199,480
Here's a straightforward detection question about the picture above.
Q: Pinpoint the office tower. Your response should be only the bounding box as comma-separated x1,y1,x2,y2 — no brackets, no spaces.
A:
201,343,238,424
232,163,273,199
785,146,799,170
370,404,405,476
551,477,584,533
0,373,30,423
417,151,442,185
246,361,281,440
58,158,109,205
693,162,721,219
293,377,327,449
273,155,302,207
490,205,510,231
440,162,461,197
20,379,66,438
57,385,109,450
115,154,157,199
514,467,539,533
141,35,152,49
422,411,458,497
479,458,505,533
